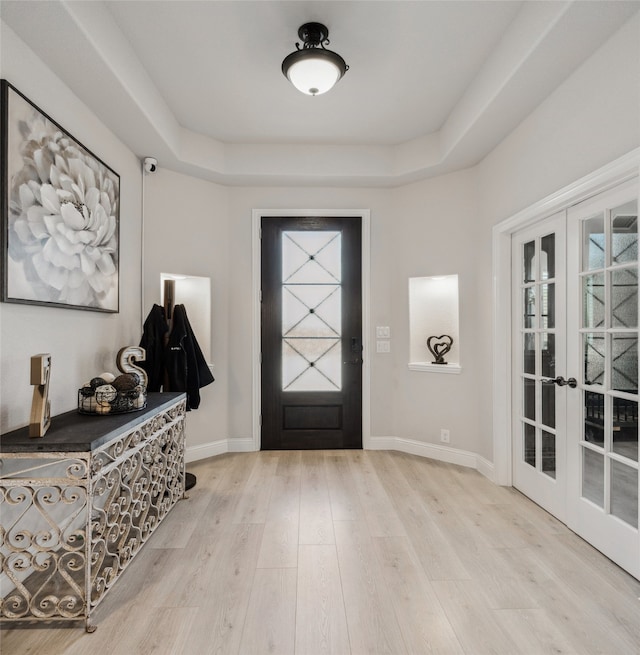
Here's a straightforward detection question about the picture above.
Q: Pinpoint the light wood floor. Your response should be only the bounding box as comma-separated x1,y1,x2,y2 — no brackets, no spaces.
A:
3,450,640,655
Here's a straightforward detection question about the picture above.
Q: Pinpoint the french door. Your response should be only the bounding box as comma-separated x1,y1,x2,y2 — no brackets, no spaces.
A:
512,211,567,522
261,216,362,450
566,181,639,578
513,179,639,578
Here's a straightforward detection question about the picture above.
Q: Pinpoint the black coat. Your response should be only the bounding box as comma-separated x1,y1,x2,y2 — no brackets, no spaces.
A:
139,304,169,392
139,303,214,409
165,304,214,410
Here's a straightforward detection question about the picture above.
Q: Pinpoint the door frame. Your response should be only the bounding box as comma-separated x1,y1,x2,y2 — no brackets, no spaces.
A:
252,209,371,451
492,148,640,486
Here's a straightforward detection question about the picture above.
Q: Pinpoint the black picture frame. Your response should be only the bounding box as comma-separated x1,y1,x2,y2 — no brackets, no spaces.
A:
1,79,120,313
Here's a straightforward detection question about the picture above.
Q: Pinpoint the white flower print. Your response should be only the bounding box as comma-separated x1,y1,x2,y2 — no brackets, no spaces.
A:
8,109,118,309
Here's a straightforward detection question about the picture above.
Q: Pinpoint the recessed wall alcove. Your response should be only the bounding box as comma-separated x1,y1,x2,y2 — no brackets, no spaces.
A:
408,275,461,374
160,273,213,366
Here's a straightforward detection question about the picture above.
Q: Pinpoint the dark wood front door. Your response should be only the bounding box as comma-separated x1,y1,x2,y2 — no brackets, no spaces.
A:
261,216,362,450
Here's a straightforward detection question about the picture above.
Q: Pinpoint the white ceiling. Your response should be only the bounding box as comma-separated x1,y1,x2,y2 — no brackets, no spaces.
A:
1,0,638,186
106,0,522,146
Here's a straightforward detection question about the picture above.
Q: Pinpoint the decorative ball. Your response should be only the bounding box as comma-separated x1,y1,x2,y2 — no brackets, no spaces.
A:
112,373,138,392
90,377,107,389
80,385,95,397
95,402,111,415
95,384,117,404
99,372,116,384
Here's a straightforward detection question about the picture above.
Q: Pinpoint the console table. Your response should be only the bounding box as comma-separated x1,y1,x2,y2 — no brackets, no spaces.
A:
0,392,186,632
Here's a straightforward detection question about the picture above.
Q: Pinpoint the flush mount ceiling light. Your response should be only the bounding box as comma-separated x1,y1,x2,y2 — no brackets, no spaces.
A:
282,22,349,96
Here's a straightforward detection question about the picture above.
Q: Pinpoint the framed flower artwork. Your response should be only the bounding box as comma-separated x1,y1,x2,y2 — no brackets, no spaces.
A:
1,80,119,312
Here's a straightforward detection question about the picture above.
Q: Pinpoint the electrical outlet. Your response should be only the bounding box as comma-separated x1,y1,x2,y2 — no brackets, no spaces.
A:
440,428,450,443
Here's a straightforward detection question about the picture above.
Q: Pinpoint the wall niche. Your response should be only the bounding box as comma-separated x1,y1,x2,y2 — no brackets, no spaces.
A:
409,275,461,373
160,273,213,367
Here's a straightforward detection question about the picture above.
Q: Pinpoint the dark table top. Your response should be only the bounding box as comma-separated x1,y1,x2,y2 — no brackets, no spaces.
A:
0,392,186,454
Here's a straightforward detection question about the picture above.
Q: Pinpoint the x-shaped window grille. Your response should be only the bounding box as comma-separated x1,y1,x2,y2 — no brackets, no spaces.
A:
282,231,342,391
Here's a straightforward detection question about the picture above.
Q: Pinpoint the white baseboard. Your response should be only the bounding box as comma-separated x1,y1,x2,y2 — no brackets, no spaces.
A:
227,438,256,453
185,439,229,463
185,437,257,462
369,435,496,482
365,436,396,450
186,435,496,483
476,455,496,483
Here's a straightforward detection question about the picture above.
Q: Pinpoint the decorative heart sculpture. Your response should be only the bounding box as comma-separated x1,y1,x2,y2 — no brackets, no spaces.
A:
426,334,453,364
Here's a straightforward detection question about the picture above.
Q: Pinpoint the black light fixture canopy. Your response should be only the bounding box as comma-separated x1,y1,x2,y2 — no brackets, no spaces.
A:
282,22,349,96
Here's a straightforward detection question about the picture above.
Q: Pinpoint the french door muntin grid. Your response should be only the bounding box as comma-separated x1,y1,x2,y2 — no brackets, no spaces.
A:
521,232,558,478
282,231,343,392
579,205,639,527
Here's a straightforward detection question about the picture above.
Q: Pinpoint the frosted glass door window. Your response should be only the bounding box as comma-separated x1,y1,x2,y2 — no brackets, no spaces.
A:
281,231,342,391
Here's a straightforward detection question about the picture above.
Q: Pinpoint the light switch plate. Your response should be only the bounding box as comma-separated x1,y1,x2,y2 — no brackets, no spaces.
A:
376,326,391,338
376,340,391,353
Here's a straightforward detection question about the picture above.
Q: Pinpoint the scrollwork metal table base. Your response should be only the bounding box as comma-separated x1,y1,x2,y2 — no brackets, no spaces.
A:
0,392,186,632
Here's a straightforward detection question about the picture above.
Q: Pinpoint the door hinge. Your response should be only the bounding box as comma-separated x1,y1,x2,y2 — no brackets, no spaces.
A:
260,290,263,303
259,227,263,239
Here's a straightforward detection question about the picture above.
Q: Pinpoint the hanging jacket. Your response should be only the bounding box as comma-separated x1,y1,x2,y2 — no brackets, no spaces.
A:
139,304,169,391
164,304,215,409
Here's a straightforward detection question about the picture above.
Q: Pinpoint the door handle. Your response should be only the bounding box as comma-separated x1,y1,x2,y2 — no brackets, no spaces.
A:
345,337,363,364
542,376,577,388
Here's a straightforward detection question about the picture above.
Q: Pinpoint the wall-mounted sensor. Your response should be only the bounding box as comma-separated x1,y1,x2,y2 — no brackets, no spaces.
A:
143,157,158,174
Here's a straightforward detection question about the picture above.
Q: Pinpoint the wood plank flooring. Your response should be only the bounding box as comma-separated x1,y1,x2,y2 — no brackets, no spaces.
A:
3,450,640,655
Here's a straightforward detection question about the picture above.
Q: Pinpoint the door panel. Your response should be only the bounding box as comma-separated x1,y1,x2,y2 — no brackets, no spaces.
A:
261,217,362,450
567,180,639,579
512,211,567,521
512,177,640,579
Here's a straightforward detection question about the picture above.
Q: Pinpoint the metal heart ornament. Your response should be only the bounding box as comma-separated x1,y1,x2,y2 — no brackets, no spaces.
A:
426,334,453,364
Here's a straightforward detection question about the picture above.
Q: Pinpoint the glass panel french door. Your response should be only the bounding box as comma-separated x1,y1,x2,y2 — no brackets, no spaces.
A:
567,180,639,579
512,211,567,521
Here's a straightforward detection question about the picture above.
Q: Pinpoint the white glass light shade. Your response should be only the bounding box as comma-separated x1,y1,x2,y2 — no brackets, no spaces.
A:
287,57,341,96
282,48,347,96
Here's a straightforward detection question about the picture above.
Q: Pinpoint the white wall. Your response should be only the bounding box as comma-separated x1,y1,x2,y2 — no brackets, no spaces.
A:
140,174,486,456
142,168,230,449
478,12,640,224
227,187,396,441
390,169,484,454
142,181,398,449
0,22,142,433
